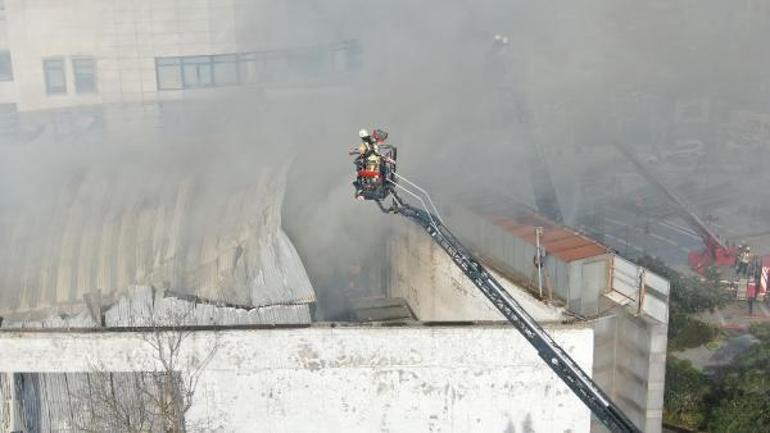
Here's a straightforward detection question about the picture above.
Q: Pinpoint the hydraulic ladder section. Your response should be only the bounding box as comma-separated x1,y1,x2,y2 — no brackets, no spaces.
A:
612,142,725,252
382,196,640,433
612,142,735,271
528,138,564,224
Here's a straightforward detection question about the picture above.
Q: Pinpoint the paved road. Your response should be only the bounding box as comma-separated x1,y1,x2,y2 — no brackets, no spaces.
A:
579,205,704,267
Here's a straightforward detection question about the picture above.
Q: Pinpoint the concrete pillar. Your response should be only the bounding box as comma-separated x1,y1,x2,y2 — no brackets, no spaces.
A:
644,322,669,433
2,372,23,433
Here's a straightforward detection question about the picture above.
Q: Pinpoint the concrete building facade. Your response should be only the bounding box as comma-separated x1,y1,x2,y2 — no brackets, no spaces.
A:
0,0,359,112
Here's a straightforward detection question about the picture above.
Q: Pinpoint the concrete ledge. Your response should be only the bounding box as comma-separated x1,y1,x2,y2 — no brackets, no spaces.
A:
0,319,591,334
0,324,594,433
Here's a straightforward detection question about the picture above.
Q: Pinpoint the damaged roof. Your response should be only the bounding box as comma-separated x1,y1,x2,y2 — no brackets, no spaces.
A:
0,168,315,317
487,213,609,262
456,192,611,263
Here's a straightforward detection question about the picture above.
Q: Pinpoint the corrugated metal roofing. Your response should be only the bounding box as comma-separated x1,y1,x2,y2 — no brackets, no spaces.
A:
452,190,610,263
0,167,315,316
485,212,609,262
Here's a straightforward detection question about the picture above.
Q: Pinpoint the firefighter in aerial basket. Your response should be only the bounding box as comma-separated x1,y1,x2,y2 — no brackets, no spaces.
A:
350,129,376,198
350,127,397,201
349,128,380,198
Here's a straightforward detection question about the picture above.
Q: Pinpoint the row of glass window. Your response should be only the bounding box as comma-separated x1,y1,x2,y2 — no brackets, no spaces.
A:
156,44,361,90
37,41,361,95
43,57,96,95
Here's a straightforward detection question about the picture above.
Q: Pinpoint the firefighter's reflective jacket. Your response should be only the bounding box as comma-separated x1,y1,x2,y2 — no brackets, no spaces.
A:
355,140,380,172
360,140,378,157
365,152,381,172
740,250,751,264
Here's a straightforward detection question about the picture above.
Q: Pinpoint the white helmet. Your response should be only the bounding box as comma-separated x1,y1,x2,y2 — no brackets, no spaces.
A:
359,129,370,139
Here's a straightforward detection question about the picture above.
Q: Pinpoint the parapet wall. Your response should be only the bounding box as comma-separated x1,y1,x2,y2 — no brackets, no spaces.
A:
0,324,593,433
388,224,566,322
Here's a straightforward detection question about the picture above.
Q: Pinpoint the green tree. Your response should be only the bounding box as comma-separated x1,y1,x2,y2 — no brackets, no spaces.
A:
705,392,770,433
750,323,770,342
703,325,770,432
663,358,710,428
667,314,719,351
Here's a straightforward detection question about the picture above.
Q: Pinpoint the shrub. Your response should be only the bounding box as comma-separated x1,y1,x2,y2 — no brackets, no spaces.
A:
663,357,710,429
749,322,770,343
668,314,720,351
704,392,770,433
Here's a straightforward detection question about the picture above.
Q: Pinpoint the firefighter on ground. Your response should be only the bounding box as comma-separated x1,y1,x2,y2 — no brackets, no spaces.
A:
736,242,748,266
737,246,751,277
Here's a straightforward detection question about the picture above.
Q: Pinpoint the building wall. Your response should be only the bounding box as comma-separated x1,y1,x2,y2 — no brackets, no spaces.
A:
568,256,609,316
5,0,241,110
0,80,13,105
0,325,594,433
2,0,360,112
0,1,14,105
615,312,668,433
387,223,668,433
388,225,566,322
591,310,668,433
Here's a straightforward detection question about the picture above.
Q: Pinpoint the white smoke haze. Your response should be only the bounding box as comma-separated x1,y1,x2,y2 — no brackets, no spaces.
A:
2,1,770,317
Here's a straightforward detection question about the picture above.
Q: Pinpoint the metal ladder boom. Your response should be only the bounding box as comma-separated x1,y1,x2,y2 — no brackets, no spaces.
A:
392,201,640,433
612,141,726,252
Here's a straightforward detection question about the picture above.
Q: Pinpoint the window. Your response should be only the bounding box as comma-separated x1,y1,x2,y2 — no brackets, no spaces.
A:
345,41,364,72
331,47,348,73
0,51,11,81
238,53,260,84
156,57,183,90
213,54,238,85
43,57,66,94
262,53,288,82
298,49,328,78
331,41,362,73
182,56,212,88
72,57,96,93
344,41,363,72
154,42,358,91
157,55,236,89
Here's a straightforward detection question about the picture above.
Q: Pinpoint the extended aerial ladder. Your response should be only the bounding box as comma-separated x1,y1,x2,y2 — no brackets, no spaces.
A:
364,172,640,433
528,138,564,224
611,142,736,273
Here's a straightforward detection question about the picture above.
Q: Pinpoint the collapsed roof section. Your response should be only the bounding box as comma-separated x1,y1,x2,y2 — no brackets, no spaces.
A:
0,160,315,325
0,285,311,329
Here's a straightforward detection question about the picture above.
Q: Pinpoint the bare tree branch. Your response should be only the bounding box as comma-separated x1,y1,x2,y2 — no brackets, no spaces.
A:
68,292,220,433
